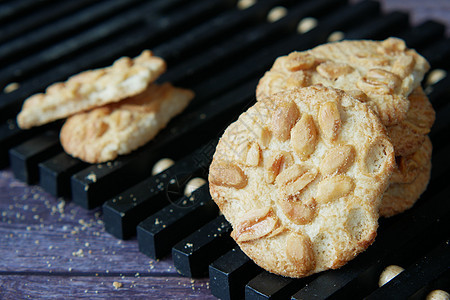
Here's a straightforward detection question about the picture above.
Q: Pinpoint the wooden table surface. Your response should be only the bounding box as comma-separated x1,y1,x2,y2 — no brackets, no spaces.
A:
1,0,450,299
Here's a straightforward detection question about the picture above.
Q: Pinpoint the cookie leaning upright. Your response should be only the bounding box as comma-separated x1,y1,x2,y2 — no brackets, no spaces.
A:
17,50,166,129
380,136,433,217
209,86,395,278
256,38,429,126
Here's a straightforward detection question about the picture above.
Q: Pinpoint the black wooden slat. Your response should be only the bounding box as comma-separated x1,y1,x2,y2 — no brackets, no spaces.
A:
0,0,165,88
0,0,97,44
8,130,62,184
0,119,44,168
39,153,88,198
0,0,145,67
245,272,310,300
172,215,234,278
343,11,409,40
426,74,450,110
0,0,53,24
103,143,214,240
160,0,348,87
366,239,450,299
191,0,382,105
396,20,446,50
291,183,450,299
421,38,450,69
209,247,262,300
137,185,219,259
0,0,234,120
153,0,290,64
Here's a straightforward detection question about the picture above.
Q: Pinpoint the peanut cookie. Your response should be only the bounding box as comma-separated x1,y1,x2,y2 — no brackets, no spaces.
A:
380,136,432,217
209,86,395,278
256,38,429,126
17,50,166,129
60,83,193,163
387,87,435,157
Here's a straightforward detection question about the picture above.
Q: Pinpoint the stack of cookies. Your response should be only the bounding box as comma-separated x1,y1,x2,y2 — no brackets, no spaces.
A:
208,38,434,278
17,50,194,163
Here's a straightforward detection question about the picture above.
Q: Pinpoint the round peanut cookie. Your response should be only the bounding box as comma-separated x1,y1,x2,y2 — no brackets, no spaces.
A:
380,136,432,217
386,87,435,157
209,86,395,278
256,38,430,126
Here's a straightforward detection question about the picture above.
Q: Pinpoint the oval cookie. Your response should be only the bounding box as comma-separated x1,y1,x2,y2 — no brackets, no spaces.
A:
209,86,395,278
256,38,430,126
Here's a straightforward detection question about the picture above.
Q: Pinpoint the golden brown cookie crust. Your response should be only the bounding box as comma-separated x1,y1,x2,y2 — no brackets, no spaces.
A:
17,50,166,129
256,38,429,126
387,87,435,157
209,86,395,278
380,136,432,217
60,83,193,163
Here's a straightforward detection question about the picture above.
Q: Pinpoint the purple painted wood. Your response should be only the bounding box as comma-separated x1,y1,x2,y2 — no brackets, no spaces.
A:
0,170,212,298
1,1,450,299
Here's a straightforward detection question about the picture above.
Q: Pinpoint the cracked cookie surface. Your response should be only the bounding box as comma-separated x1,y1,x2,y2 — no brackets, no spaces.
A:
209,86,395,277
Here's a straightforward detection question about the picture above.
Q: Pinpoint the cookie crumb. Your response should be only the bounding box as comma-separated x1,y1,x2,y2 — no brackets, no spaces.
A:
113,281,122,289
72,249,84,257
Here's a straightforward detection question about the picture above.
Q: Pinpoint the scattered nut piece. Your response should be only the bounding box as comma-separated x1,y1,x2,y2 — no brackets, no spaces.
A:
152,158,175,175
113,281,123,289
3,82,20,93
426,290,450,300
327,31,345,42
297,17,318,34
378,265,404,287
426,69,447,86
267,6,287,23
237,0,256,10
184,177,207,197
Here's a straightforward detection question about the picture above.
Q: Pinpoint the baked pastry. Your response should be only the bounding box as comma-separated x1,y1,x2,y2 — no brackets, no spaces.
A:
17,50,166,129
209,86,395,277
60,83,193,163
386,87,435,157
380,136,432,217
256,38,429,126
